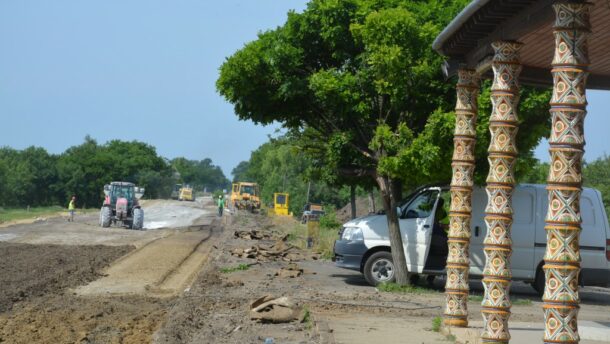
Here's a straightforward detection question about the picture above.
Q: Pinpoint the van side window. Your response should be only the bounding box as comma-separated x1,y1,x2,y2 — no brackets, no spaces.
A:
513,191,533,224
581,197,595,226
404,191,439,219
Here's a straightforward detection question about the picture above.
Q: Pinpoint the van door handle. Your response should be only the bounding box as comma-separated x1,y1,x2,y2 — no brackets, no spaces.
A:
475,226,480,237
424,225,430,229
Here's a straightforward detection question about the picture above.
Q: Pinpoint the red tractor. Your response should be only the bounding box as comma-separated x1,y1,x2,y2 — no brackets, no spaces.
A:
99,182,145,230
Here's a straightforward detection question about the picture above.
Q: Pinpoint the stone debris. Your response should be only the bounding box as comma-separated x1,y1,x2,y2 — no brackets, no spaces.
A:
233,229,288,242
250,295,303,323
275,263,303,278
231,239,303,262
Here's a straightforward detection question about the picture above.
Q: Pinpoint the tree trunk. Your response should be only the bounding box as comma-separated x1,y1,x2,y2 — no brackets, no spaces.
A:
350,185,357,220
376,175,410,285
368,189,375,214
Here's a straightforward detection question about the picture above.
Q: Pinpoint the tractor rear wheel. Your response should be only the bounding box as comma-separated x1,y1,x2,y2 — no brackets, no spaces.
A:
100,207,112,228
133,208,144,230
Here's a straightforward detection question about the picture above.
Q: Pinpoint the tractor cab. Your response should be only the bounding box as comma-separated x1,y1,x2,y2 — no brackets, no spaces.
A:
101,182,145,230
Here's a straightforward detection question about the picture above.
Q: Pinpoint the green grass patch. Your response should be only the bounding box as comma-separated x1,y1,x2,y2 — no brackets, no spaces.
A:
468,294,484,302
431,316,442,332
301,305,312,330
513,298,532,306
220,263,251,273
283,222,337,260
0,206,65,223
377,282,436,294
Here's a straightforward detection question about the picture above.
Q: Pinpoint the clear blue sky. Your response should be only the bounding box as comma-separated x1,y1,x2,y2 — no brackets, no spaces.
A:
0,0,308,178
0,1,607,179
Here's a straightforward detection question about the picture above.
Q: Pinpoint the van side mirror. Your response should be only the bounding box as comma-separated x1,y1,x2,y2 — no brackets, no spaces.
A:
397,207,402,218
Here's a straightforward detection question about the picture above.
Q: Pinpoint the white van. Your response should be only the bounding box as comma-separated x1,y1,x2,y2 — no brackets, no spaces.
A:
333,184,610,293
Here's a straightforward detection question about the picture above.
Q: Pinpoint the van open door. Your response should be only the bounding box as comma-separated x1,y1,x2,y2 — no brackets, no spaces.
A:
398,188,441,273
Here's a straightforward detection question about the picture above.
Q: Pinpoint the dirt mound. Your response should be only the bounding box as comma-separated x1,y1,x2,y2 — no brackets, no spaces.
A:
336,196,374,223
0,242,133,313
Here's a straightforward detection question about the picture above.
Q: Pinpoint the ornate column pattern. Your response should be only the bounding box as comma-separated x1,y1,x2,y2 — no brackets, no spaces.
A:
543,3,590,343
481,41,522,343
444,69,480,328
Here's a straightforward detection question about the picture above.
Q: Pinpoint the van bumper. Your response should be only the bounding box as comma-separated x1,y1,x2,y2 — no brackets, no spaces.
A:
333,240,367,271
581,268,610,287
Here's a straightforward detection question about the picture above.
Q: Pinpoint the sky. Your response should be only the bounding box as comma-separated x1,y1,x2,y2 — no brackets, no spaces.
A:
0,0,308,178
0,1,608,179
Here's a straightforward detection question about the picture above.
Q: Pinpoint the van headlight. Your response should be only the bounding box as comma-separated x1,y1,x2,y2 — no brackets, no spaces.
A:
341,227,363,241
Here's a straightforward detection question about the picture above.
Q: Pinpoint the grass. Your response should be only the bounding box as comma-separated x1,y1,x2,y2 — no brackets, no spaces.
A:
276,217,338,260
468,294,484,302
0,206,65,223
220,263,251,273
431,316,442,332
513,298,533,306
302,305,312,330
377,281,436,294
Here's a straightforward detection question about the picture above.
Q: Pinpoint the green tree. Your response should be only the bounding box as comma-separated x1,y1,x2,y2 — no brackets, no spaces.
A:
584,155,610,222
0,146,59,207
217,0,551,284
171,158,229,192
231,161,252,182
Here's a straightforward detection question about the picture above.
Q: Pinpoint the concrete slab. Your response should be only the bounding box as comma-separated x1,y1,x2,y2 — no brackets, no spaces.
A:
444,321,610,344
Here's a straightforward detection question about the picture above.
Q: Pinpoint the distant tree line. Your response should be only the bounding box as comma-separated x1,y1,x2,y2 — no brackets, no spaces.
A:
0,136,229,208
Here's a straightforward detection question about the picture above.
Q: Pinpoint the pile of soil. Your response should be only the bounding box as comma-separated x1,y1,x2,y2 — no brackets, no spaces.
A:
336,196,374,223
0,242,133,313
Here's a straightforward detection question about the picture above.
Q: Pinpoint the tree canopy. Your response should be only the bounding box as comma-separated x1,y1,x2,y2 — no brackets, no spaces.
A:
217,0,553,284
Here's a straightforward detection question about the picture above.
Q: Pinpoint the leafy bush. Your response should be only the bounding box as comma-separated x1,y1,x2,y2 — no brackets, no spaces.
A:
319,206,341,230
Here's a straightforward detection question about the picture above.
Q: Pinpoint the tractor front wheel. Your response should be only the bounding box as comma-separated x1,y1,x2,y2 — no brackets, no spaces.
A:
100,207,112,228
133,208,144,230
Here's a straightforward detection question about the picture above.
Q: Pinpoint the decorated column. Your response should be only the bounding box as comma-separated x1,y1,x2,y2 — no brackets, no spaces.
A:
481,41,522,343
543,2,590,343
444,69,480,328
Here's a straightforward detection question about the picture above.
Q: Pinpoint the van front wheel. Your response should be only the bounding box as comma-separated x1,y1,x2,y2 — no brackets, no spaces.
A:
364,251,396,286
532,266,545,297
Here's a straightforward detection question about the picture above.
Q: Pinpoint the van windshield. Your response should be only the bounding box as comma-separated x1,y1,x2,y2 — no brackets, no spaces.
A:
402,190,439,219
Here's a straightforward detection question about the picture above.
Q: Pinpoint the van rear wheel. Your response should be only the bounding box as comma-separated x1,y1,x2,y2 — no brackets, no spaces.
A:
364,251,396,286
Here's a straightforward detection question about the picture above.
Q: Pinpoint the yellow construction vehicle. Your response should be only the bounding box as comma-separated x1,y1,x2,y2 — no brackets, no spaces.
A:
231,182,261,211
273,193,290,216
178,185,194,201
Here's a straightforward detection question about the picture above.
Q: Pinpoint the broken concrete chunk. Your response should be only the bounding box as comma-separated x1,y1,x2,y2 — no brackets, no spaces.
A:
250,295,302,323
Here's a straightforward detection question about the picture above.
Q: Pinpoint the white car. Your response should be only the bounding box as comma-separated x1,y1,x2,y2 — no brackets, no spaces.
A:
333,184,610,293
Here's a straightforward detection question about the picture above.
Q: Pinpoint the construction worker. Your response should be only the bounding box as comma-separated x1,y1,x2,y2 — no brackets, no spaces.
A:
68,196,76,222
217,195,225,217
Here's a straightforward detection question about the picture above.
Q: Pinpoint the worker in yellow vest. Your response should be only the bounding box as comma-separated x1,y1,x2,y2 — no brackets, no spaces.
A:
68,196,76,222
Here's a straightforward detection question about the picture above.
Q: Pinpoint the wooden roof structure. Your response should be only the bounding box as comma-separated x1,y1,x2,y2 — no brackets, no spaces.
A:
433,0,610,89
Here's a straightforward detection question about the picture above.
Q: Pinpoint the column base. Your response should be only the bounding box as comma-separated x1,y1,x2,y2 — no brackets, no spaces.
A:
444,317,468,327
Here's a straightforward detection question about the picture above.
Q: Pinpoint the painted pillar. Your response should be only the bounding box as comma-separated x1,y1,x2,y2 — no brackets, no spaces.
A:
481,41,522,343
543,2,590,343
444,69,480,328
